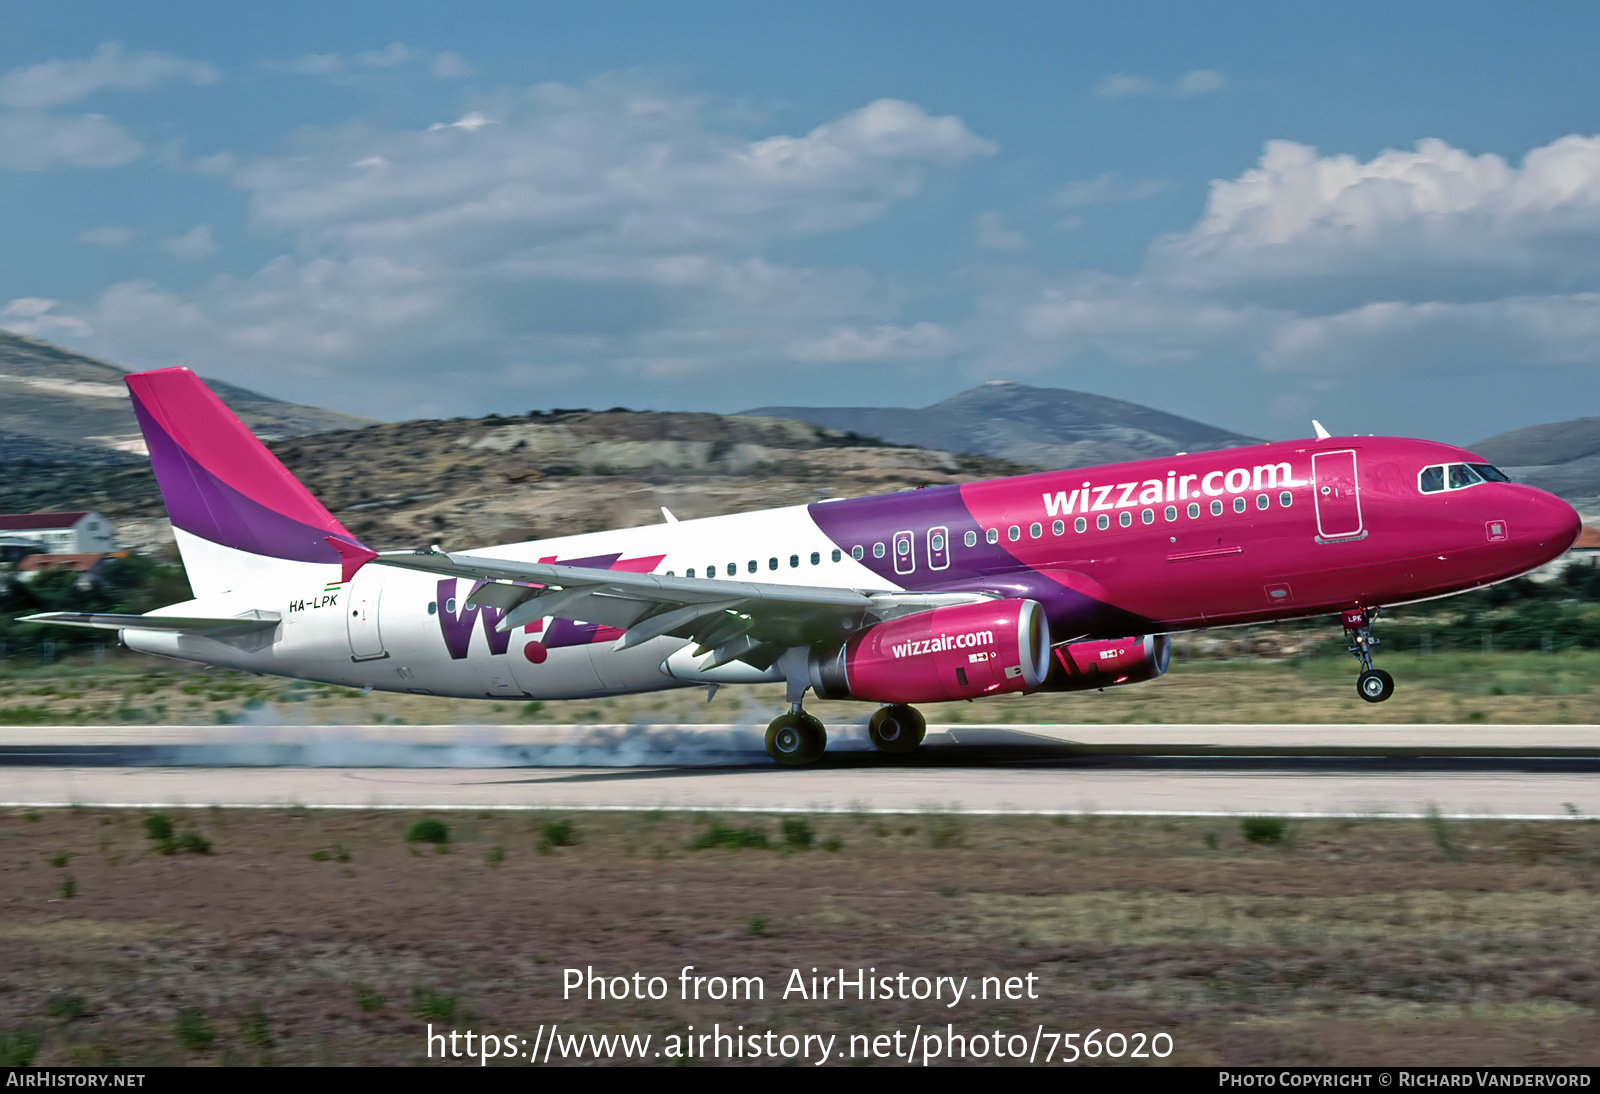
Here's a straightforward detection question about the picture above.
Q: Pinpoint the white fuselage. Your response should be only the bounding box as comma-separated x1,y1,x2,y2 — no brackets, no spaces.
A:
126,504,896,700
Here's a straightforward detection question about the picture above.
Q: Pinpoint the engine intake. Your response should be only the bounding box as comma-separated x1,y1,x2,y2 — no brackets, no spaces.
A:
809,598,1051,703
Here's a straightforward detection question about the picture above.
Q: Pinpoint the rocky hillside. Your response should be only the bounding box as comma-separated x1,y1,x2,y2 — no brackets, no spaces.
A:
270,410,1029,549
0,329,373,462
1,405,1033,553
1473,416,1600,503
746,379,1260,469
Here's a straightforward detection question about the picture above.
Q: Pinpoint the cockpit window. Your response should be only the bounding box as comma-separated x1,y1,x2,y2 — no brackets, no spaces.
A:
1421,462,1510,494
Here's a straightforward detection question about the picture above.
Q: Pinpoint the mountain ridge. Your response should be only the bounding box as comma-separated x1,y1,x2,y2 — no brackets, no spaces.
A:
745,379,1262,469
0,329,375,462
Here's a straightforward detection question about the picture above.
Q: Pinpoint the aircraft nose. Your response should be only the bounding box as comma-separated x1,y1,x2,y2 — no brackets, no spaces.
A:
1517,488,1582,561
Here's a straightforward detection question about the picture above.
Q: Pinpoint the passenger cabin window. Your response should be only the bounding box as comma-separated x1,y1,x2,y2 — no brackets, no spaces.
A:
687,568,696,578
1279,491,1292,507
1074,517,1086,533
1233,496,1247,514
1008,525,1021,542
832,549,843,563
873,543,886,558
1165,506,1177,522
1096,514,1110,530
1142,509,1154,525
1119,511,1132,527
986,528,999,545
1052,520,1065,536
810,551,820,565
769,557,779,570
1030,522,1042,539
748,560,758,573
851,546,863,560
1188,503,1200,519
964,531,978,547
789,555,799,568
1210,500,1223,516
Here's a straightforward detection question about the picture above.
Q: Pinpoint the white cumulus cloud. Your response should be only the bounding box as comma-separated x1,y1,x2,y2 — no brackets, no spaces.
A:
0,43,218,109
43,80,992,418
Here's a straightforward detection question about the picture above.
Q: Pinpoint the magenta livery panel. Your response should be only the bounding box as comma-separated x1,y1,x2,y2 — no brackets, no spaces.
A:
28,367,1582,766
126,368,369,572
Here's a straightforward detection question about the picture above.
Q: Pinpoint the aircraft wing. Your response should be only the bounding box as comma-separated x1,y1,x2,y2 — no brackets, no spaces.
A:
20,611,281,636
375,547,991,670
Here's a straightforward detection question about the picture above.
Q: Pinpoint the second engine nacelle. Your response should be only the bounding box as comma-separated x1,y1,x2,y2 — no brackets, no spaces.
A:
809,598,1051,704
1042,633,1171,692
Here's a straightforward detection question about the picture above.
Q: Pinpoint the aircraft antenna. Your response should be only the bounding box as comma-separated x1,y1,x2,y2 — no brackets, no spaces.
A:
1312,420,1332,440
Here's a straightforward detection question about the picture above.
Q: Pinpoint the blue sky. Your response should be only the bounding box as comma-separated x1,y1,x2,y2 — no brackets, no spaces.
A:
5,1,1600,444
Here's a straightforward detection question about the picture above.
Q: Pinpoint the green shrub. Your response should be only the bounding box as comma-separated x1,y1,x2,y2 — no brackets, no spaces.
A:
174,1007,215,1050
1241,816,1287,844
143,814,173,841
405,818,450,846
781,818,815,850
241,1004,272,1048
45,994,85,1021
539,819,576,850
0,1030,42,1067
691,821,770,850
928,815,964,849
175,831,212,855
410,987,457,1021
354,986,385,1013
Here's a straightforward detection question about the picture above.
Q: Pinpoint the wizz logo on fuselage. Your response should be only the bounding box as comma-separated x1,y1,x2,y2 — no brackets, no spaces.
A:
435,552,665,660
436,578,513,660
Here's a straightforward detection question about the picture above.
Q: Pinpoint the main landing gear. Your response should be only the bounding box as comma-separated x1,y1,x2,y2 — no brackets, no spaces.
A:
868,704,926,755
766,705,827,766
763,702,929,766
1342,608,1395,703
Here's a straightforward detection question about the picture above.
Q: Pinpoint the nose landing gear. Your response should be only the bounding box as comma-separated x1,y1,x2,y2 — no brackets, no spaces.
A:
1343,608,1394,703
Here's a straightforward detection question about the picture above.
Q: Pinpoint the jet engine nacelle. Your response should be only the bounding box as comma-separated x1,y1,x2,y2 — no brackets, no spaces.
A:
1043,633,1171,692
809,598,1051,704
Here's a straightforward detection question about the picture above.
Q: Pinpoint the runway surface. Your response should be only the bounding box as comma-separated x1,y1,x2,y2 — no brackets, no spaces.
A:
3,723,1598,818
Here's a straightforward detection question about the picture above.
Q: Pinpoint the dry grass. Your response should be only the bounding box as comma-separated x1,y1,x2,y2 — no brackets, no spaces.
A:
1,808,1597,1066
3,649,1598,729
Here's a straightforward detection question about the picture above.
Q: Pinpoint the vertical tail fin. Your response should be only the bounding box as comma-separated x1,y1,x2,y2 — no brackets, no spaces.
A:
125,368,372,593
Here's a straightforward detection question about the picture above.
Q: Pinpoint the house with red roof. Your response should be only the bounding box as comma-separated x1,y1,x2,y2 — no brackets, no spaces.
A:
0,512,116,556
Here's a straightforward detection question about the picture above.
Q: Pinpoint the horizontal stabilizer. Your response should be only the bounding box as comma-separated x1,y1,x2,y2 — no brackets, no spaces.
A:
21,611,281,636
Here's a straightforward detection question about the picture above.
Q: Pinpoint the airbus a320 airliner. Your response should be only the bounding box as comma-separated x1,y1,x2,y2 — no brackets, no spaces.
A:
26,368,1582,765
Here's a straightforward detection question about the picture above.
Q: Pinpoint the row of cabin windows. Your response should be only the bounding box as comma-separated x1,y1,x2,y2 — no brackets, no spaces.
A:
832,492,1295,565
667,490,1296,580
968,491,1293,544
682,549,843,579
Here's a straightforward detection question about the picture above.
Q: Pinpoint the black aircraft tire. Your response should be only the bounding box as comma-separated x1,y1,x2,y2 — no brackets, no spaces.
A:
868,704,927,755
765,712,827,766
1357,669,1395,703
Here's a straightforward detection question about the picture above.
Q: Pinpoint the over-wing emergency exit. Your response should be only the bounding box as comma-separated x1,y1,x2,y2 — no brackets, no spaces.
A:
26,368,1582,765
